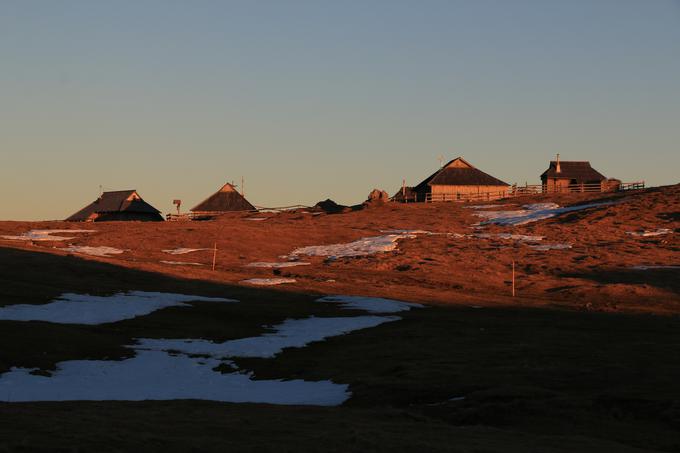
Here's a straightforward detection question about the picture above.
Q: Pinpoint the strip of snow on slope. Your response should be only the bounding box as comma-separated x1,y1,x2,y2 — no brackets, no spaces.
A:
162,248,212,255
1,230,95,241
61,246,125,257
626,229,672,237
474,201,619,226
135,315,400,359
240,278,297,286
0,291,237,325
246,262,311,268
289,233,416,259
316,295,423,313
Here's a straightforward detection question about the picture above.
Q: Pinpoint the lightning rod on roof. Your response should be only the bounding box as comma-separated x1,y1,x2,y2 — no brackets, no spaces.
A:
438,154,444,168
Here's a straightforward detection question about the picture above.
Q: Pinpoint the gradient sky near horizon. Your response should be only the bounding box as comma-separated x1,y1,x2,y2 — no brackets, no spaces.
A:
1,1,679,220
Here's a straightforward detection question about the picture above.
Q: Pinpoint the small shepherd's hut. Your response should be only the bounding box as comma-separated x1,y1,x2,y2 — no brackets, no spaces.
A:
190,183,255,219
66,190,163,222
411,157,510,202
540,155,607,192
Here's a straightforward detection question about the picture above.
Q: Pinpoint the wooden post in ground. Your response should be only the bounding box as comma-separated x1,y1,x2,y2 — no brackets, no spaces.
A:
212,242,217,271
512,260,516,297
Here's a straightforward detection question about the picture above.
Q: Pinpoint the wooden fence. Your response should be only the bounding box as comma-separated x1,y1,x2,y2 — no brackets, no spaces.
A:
398,181,645,204
166,205,309,221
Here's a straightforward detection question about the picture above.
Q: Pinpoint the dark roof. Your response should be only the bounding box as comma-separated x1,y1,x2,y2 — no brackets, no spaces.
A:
191,183,256,212
314,199,347,213
66,190,161,221
414,157,509,192
391,186,416,200
541,161,606,181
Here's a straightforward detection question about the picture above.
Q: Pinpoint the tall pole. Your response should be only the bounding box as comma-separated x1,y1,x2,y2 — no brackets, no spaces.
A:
212,242,217,271
512,260,516,297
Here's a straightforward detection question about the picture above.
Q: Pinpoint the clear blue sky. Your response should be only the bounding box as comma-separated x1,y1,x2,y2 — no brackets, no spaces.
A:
1,0,679,220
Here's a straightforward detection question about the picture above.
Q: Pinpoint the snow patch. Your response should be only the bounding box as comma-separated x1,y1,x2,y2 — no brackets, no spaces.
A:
0,350,348,405
474,201,619,226
136,315,399,359
289,234,415,259
160,261,204,266
240,278,297,285
1,229,95,241
61,246,124,257
380,229,434,235
317,295,423,313
245,262,311,268
626,229,672,237
474,233,544,242
162,248,211,255
0,291,237,325
464,204,509,210
527,243,572,251
630,265,680,271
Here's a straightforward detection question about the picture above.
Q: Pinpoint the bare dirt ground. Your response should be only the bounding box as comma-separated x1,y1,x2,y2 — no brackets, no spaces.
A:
0,184,678,452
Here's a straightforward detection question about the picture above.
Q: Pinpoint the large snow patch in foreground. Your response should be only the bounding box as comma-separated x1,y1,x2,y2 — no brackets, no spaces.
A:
0,293,422,405
0,291,237,325
0,350,348,405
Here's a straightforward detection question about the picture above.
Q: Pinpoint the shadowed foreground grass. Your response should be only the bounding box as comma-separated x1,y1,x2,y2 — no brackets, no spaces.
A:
1,247,679,452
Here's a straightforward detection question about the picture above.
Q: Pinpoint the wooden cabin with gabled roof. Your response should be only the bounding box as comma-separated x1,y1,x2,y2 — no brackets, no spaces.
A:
540,154,608,192
411,157,510,202
190,182,256,219
66,190,163,222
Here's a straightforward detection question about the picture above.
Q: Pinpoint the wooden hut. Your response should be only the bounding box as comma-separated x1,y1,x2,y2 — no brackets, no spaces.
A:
540,155,607,192
190,183,255,219
411,157,510,202
66,190,163,222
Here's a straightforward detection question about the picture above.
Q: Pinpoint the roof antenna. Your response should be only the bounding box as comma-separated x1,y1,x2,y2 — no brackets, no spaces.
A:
438,154,444,168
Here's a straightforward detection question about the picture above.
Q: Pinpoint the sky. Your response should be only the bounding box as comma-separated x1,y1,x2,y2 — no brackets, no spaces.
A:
1,0,679,220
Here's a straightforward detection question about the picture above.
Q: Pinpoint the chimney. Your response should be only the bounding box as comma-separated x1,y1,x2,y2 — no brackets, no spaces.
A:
556,153,561,173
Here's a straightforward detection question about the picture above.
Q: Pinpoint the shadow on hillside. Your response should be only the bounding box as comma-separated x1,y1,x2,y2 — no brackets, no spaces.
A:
3,247,680,451
562,267,680,295
0,246,321,305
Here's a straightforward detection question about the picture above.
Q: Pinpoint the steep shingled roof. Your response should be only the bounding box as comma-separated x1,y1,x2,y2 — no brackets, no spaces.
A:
414,157,509,193
66,190,162,221
541,161,606,181
191,183,256,212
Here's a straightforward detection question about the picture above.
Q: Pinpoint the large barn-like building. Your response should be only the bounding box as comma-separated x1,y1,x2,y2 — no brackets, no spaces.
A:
540,156,608,192
190,183,255,219
409,157,510,202
66,190,163,222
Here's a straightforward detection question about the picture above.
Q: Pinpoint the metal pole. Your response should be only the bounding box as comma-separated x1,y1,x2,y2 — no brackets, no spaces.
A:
212,242,217,271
